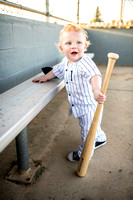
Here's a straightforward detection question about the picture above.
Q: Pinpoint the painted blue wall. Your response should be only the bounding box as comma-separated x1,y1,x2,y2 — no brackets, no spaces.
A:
86,28,133,66
0,14,63,93
0,14,133,94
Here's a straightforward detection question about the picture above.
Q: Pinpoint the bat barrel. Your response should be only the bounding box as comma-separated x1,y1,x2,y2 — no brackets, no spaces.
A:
102,53,119,95
108,53,119,60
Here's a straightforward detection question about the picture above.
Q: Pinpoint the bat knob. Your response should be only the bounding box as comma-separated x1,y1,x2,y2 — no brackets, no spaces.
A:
108,53,119,60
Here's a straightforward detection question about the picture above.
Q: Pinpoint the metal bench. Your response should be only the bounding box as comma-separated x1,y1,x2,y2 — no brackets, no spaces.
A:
0,72,64,183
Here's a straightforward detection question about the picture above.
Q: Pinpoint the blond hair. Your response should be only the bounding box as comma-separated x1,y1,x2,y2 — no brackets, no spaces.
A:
59,24,90,48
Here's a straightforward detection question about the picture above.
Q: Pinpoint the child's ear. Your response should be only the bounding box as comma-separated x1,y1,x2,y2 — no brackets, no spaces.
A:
84,41,90,51
59,45,63,52
84,43,88,52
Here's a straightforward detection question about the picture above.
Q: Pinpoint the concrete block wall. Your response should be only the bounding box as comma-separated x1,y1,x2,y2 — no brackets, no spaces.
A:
0,14,132,94
0,14,63,94
86,29,133,66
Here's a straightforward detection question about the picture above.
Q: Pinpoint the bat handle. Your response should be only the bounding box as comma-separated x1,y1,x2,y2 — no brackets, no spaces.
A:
102,53,119,95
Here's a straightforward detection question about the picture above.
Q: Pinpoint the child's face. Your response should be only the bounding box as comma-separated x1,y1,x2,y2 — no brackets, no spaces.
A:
60,30,87,65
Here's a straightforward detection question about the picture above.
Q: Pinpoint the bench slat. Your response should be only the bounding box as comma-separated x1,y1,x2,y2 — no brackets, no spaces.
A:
0,73,64,153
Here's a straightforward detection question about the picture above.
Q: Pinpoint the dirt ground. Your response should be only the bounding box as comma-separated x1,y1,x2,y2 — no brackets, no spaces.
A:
0,66,133,200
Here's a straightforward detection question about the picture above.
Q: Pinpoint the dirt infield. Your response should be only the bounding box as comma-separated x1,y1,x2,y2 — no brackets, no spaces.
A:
0,66,133,200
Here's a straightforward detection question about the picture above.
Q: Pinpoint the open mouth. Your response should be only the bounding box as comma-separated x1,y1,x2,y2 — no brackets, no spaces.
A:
71,52,78,56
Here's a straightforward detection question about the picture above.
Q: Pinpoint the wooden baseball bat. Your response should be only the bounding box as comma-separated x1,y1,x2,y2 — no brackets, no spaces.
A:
77,52,119,177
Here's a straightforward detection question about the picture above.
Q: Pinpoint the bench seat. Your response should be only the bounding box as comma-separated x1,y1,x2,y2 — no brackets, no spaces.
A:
0,73,64,153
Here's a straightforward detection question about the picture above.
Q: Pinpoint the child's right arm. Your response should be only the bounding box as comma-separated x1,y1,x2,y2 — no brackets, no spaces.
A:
91,75,106,104
32,70,56,83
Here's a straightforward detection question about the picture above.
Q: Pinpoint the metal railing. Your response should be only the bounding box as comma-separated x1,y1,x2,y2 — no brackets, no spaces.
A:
0,0,76,24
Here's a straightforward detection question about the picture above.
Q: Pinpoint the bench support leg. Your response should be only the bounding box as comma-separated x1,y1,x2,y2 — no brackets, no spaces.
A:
5,127,43,184
16,127,29,173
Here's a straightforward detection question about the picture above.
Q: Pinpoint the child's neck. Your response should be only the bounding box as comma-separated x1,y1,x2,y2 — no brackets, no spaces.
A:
67,61,74,66
67,55,84,66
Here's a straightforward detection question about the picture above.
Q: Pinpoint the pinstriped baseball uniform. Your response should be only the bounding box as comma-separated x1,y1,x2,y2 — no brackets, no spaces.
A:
53,54,106,157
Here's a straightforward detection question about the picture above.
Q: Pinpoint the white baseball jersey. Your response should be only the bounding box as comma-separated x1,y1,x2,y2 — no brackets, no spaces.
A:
53,54,106,156
53,54,101,118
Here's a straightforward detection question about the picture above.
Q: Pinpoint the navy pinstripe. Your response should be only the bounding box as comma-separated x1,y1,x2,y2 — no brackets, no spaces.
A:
53,54,106,157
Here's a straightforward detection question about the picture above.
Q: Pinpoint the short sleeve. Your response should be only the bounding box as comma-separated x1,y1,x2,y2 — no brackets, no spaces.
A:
53,57,66,79
78,55,101,80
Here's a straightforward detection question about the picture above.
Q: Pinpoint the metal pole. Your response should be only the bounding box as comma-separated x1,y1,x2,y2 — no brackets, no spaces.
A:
46,0,49,22
77,0,79,24
16,127,29,174
120,0,123,22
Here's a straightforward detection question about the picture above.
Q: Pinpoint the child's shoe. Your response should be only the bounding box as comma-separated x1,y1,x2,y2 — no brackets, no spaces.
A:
67,141,106,162
95,141,106,149
67,151,80,162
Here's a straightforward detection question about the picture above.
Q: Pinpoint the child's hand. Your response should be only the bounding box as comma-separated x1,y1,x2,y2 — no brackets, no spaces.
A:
32,70,55,83
94,89,106,104
32,76,48,83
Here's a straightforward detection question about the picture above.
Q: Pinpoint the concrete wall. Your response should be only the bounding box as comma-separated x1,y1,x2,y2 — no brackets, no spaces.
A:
0,14,133,94
86,28,133,66
0,14,63,94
